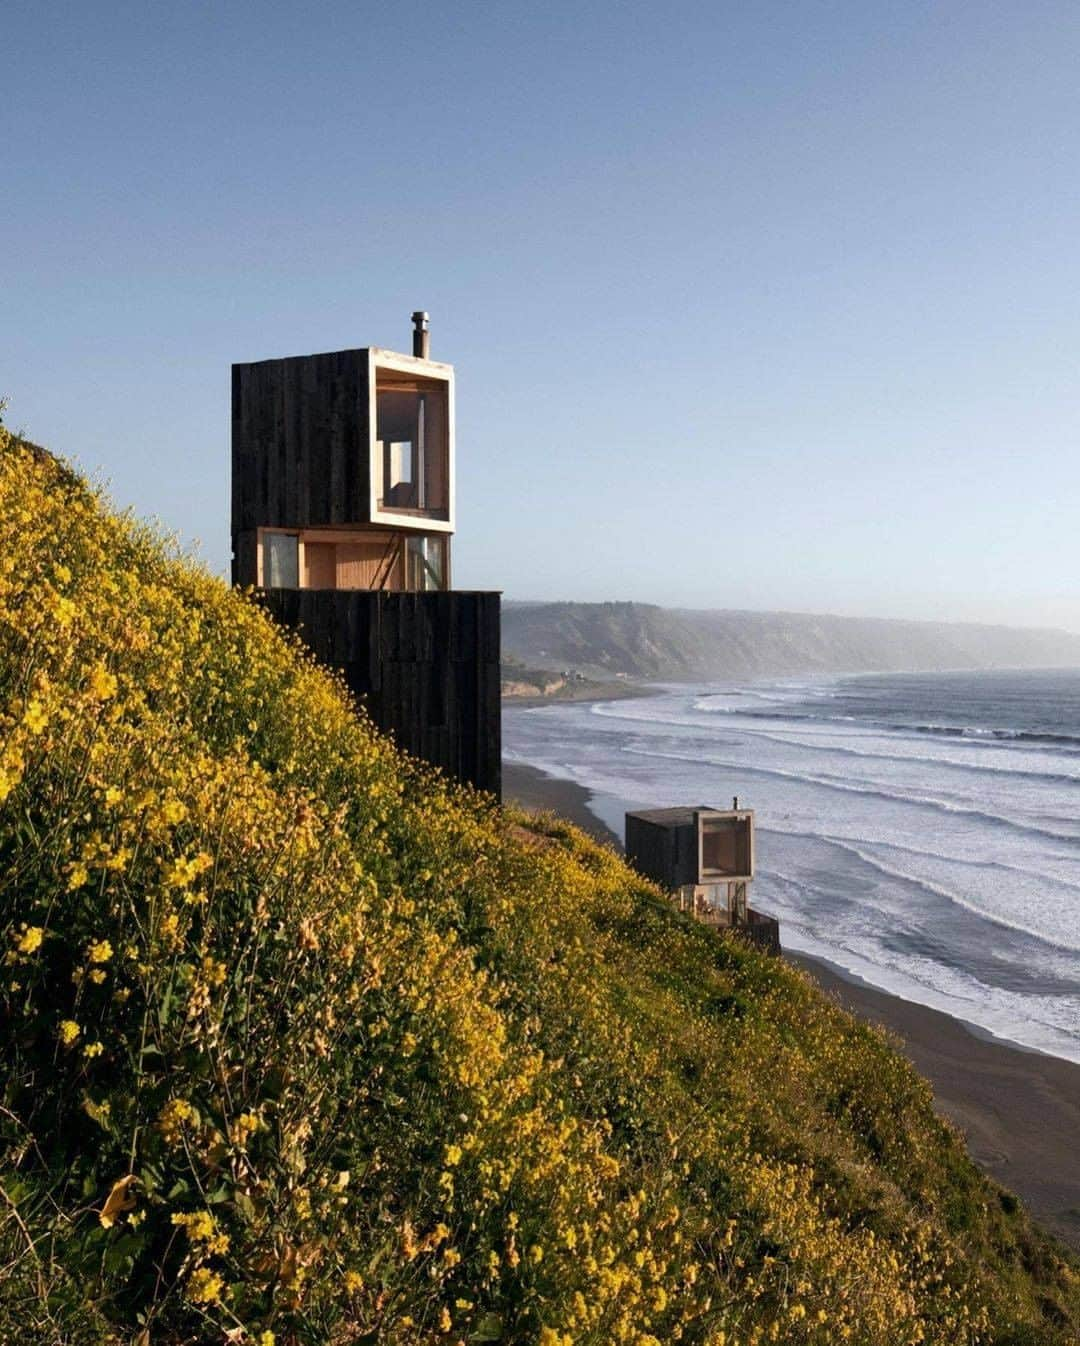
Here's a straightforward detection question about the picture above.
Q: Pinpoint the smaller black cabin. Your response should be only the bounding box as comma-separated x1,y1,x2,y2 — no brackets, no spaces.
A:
625,806,754,890
625,805,779,954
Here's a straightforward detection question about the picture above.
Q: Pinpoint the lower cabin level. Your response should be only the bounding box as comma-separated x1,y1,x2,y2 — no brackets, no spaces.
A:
672,885,781,955
258,587,501,797
235,525,449,593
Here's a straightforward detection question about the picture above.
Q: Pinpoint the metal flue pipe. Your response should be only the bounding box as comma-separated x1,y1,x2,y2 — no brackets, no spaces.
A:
411,310,430,359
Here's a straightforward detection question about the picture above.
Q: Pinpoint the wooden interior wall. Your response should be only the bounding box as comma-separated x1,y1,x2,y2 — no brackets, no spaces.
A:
303,542,337,589
336,536,393,589
257,588,501,797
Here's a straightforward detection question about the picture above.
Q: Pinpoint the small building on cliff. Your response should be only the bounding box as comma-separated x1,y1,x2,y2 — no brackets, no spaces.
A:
625,804,780,953
231,313,501,796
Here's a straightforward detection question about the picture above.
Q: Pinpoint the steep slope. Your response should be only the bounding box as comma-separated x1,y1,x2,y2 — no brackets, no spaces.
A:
503,601,1080,681
0,428,1077,1345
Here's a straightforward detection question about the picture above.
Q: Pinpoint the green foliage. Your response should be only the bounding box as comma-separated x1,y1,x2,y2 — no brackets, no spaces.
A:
0,428,1077,1344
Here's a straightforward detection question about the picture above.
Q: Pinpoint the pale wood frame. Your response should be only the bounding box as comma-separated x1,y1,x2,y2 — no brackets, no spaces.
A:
368,349,455,535
696,809,755,884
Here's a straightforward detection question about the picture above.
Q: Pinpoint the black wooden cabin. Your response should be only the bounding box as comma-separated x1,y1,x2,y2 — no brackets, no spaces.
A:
231,314,501,796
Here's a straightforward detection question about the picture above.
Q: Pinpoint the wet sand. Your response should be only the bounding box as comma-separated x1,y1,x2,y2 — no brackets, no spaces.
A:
504,760,1080,1251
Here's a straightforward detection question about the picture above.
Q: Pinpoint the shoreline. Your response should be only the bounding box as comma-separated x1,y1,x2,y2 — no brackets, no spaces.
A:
503,758,1080,1252
501,679,659,710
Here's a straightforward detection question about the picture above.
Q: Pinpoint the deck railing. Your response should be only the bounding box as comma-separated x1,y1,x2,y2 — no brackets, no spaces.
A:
675,897,781,955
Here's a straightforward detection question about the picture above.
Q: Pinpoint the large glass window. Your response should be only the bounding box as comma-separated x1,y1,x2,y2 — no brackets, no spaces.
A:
264,531,299,588
406,535,447,591
700,815,752,880
375,380,448,516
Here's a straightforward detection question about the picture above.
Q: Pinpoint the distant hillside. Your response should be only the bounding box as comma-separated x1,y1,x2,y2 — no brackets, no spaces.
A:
503,601,1080,682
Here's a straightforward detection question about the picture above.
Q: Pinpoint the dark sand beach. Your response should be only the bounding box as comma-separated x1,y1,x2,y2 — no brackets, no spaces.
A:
504,759,1080,1251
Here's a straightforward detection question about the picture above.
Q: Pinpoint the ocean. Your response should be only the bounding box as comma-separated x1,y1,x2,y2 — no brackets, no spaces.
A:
504,669,1080,1065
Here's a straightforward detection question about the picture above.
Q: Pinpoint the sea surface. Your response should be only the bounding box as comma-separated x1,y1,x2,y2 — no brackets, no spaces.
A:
504,669,1080,1064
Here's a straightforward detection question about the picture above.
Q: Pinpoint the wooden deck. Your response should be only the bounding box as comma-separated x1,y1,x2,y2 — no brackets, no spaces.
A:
680,901,781,955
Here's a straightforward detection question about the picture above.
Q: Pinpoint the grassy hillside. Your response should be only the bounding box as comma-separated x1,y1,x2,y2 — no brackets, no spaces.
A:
503,601,1080,681
1,428,1078,1346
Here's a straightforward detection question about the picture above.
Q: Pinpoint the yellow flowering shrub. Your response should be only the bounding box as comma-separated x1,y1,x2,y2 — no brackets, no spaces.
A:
0,424,1077,1344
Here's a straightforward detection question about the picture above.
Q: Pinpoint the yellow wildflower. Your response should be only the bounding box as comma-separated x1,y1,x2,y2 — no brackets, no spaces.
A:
15,926,43,955
159,911,181,948
83,1041,104,1059
172,1209,230,1254
172,1209,214,1240
202,955,227,987
58,1020,80,1047
87,939,113,963
539,1331,572,1346
158,1097,199,1144
86,662,117,701
23,699,48,733
161,798,187,824
163,851,212,889
186,1266,224,1304
229,1111,263,1147
51,593,76,626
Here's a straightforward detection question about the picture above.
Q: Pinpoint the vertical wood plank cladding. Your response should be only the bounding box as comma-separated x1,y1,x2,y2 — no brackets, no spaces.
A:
255,589,500,796
302,356,320,526
285,357,303,526
233,529,258,588
352,356,370,523
327,353,346,524
267,361,285,527
231,349,369,534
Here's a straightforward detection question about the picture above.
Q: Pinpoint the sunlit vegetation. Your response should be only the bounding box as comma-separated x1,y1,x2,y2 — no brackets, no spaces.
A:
1,422,1077,1343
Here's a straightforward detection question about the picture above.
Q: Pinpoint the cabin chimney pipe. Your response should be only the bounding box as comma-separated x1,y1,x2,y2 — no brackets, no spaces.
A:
411,310,430,359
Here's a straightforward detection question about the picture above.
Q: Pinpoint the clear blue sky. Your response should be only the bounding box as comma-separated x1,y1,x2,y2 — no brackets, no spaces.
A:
5,1,1080,629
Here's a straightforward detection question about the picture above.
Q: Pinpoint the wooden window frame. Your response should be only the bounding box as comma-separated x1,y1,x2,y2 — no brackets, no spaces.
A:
369,350,455,535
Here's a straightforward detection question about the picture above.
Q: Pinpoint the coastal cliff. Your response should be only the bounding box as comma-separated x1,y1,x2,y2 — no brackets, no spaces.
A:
504,600,1080,682
1,428,1077,1344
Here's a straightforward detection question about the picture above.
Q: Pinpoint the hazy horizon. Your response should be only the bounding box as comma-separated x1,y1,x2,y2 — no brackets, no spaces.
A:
502,596,1080,638
5,3,1079,629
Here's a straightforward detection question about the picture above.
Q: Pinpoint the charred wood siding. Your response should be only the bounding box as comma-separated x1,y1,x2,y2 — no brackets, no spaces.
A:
741,911,781,956
625,813,699,889
257,588,501,797
231,350,372,582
